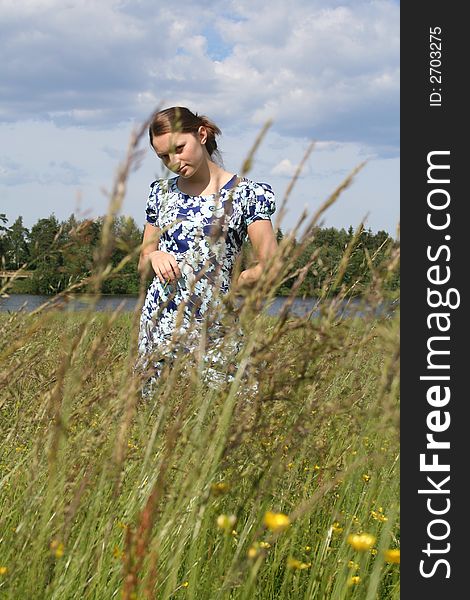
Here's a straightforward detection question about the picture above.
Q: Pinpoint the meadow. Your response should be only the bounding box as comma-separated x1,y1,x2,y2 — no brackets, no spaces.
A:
0,121,399,599
0,293,399,600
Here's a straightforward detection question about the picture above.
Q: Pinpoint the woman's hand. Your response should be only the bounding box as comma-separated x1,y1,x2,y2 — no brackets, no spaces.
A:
148,250,182,283
236,264,263,288
235,220,279,291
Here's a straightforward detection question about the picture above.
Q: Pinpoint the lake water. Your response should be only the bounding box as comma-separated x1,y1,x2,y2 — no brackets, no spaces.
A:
0,293,398,319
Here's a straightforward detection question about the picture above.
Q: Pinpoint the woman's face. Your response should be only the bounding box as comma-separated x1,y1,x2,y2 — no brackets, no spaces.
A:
152,127,208,178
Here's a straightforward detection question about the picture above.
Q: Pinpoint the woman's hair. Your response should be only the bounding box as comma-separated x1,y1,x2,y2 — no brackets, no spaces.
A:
149,106,221,158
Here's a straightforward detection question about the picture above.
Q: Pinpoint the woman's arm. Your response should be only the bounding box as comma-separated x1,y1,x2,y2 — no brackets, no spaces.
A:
237,220,279,287
138,223,182,282
138,223,159,276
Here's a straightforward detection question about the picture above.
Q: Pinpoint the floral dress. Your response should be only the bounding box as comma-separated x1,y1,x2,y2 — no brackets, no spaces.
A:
137,174,276,396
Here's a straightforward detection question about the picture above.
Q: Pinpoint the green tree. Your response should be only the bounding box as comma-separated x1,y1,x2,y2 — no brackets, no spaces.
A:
4,211,399,298
4,216,30,269
29,215,68,294
61,215,102,290
101,215,142,294
0,213,8,266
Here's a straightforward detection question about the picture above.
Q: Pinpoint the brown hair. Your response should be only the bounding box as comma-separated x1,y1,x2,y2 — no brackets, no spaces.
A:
149,106,221,158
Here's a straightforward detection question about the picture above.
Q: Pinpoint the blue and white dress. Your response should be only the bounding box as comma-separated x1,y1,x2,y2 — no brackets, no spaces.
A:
137,174,276,395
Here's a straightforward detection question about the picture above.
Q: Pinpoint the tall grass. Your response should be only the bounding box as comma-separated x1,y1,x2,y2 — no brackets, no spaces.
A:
0,116,400,599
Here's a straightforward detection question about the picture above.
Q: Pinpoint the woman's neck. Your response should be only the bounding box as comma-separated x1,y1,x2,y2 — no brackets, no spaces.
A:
177,161,234,196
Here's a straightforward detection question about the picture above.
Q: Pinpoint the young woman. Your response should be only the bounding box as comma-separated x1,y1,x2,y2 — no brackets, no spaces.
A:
136,106,278,397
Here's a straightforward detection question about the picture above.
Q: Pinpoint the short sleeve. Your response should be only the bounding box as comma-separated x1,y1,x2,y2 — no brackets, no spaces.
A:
145,180,160,226
243,181,276,227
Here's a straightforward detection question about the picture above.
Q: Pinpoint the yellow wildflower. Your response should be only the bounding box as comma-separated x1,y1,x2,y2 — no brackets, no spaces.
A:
348,560,360,571
371,509,388,523
182,581,189,588
113,546,124,560
248,541,271,557
0,567,7,576
216,514,236,533
287,557,311,570
50,540,64,558
370,548,378,556
211,482,230,495
384,549,400,564
362,473,370,483
347,533,376,551
263,511,290,532
332,522,343,534
348,576,361,586
305,545,311,552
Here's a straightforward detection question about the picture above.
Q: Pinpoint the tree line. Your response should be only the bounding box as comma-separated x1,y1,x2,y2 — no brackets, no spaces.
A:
0,212,399,297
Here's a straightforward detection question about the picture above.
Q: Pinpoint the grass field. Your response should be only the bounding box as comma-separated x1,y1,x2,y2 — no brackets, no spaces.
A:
0,297,399,599
1,122,399,599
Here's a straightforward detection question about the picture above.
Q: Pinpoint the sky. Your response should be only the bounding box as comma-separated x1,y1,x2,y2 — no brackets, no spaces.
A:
0,0,399,237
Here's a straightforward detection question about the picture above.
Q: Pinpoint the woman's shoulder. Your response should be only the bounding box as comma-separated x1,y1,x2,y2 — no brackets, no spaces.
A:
235,177,276,224
149,177,178,194
236,177,275,197
238,177,273,194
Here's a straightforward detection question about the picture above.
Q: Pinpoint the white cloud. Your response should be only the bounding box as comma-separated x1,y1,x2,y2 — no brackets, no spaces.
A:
0,0,399,151
271,159,304,178
0,1,399,235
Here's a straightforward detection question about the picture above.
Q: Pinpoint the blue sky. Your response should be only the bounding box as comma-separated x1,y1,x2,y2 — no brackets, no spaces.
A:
0,0,399,236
